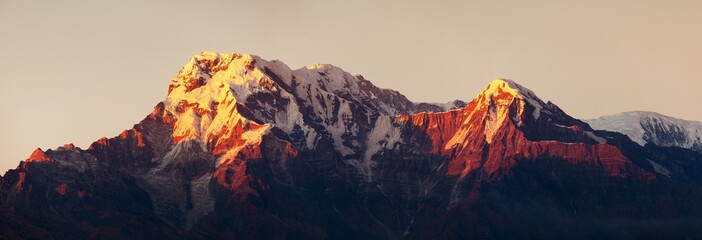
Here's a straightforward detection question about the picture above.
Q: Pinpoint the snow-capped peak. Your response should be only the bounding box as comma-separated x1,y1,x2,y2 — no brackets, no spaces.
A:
477,79,543,107
153,51,469,160
474,78,545,123
586,111,702,153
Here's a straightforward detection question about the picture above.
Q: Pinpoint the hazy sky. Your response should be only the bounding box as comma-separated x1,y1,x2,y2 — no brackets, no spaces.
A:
1,0,701,171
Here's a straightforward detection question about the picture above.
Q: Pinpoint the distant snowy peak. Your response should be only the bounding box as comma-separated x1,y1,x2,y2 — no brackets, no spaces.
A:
586,111,702,153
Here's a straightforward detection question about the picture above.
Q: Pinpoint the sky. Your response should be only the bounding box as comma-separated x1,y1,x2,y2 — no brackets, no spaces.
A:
1,0,701,172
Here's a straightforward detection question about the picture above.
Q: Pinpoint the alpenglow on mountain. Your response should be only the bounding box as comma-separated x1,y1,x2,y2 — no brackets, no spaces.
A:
2,52,702,239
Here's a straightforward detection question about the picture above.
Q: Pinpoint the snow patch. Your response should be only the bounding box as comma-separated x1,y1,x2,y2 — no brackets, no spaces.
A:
584,131,607,144
272,91,318,149
186,173,215,225
358,116,403,182
344,159,377,183
585,112,648,145
647,159,671,177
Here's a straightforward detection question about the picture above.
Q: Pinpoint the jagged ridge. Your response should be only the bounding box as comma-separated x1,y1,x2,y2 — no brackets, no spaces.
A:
2,52,702,239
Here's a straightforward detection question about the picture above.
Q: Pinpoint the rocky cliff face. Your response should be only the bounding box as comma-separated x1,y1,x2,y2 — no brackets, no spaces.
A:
2,52,702,239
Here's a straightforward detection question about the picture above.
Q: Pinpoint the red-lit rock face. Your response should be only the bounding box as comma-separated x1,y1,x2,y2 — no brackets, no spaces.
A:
459,118,653,180
396,110,467,155
14,172,26,193
26,148,51,162
119,129,146,148
213,142,263,200
397,79,654,181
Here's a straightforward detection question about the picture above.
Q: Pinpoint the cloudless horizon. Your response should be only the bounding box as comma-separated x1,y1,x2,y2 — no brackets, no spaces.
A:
2,0,702,171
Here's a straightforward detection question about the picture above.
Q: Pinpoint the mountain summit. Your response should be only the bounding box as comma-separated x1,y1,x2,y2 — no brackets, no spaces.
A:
476,78,543,113
2,52,702,239
161,51,465,153
471,78,547,142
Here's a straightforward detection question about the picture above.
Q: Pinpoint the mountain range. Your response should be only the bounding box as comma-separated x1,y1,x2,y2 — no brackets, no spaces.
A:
2,52,702,239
